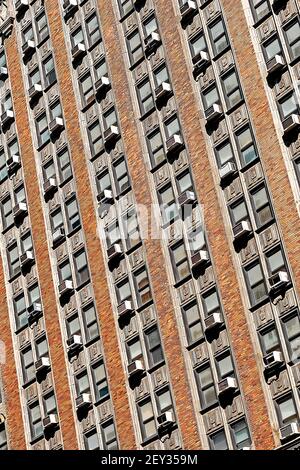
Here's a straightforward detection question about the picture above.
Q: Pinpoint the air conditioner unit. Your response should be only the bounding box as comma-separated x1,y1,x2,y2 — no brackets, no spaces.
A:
280,422,300,441
118,300,133,318
58,280,74,297
0,67,8,79
282,114,300,135
71,42,86,61
22,40,35,58
178,190,196,207
205,103,223,124
27,302,42,323
52,227,65,246
193,51,210,77
49,117,64,136
104,125,119,145
13,202,28,221
232,220,251,241
67,334,83,351
63,0,78,20
180,1,197,22
97,189,113,203
15,0,29,14
268,271,289,296
218,377,237,396
20,250,34,270
1,109,14,128
263,350,283,369
127,360,144,379
35,357,51,374
241,447,251,450
7,154,21,176
144,31,161,57
157,411,175,431
166,134,184,155
95,75,110,97
28,83,43,101
107,243,123,261
266,54,284,75
204,312,222,332
43,414,58,430
219,161,236,181
76,393,92,410
191,250,209,269
154,82,172,102
43,177,57,197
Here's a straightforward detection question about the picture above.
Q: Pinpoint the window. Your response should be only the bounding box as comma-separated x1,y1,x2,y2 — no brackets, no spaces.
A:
8,244,20,278
159,185,178,224
208,18,229,56
215,141,235,168
145,327,164,367
265,247,286,276
118,0,133,16
43,55,56,88
21,232,33,254
153,64,169,88
28,284,41,306
84,429,100,450
147,129,165,167
127,30,143,66
250,185,273,228
43,160,55,181
50,208,63,233
276,395,298,426
71,28,84,48
202,289,221,318
83,304,99,342
250,0,271,23
0,148,7,182
231,419,251,450
14,185,26,204
143,15,158,37
188,226,206,255
1,197,13,230
79,73,94,106
36,336,48,360
88,120,103,157
259,325,281,355
50,102,62,121
95,58,108,79
244,261,267,305
96,171,112,198
105,222,121,249
284,19,300,61
229,198,249,226
92,362,109,401
209,429,228,450
22,25,34,42
43,392,57,416
165,116,180,138
176,170,193,194
282,312,300,363
8,139,19,159
133,268,152,306
36,113,49,146
137,78,154,115
75,371,90,396
36,12,49,43
182,302,203,344
57,147,72,183
21,347,35,384
58,259,72,282
278,93,298,120
122,210,141,251
156,387,173,415
138,400,156,440
190,33,207,59
170,241,189,282
216,352,235,380
295,158,300,185
14,293,27,330
113,158,130,194
202,85,220,111
66,197,81,232
196,364,217,409
28,402,43,441
127,337,142,362
74,250,90,286
221,69,243,109
104,108,117,129
66,314,81,338
236,126,258,167
0,424,7,450
263,36,282,62
29,67,41,87
101,421,118,450
86,14,101,47
116,279,132,304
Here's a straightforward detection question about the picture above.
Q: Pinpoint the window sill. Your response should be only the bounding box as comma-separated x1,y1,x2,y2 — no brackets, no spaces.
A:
254,218,276,235
225,99,245,116
75,279,91,292
66,225,82,239
174,273,192,289
94,395,110,408
150,158,168,174
147,360,165,375
84,335,100,349
185,336,205,351
139,106,156,122
2,222,15,235
212,45,231,63
199,401,219,415
239,157,260,173
248,295,270,313
252,12,273,29
22,377,36,390
44,79,58,94
30,435,44,446
129,56,145,73
136,299,154,313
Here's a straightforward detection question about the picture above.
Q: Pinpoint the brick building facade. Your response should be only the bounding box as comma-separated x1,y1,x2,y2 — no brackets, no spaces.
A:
0,0,300,450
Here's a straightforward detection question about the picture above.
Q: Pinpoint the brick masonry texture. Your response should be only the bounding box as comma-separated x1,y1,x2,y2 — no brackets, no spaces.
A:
153,0,275,449
45,0,137,450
